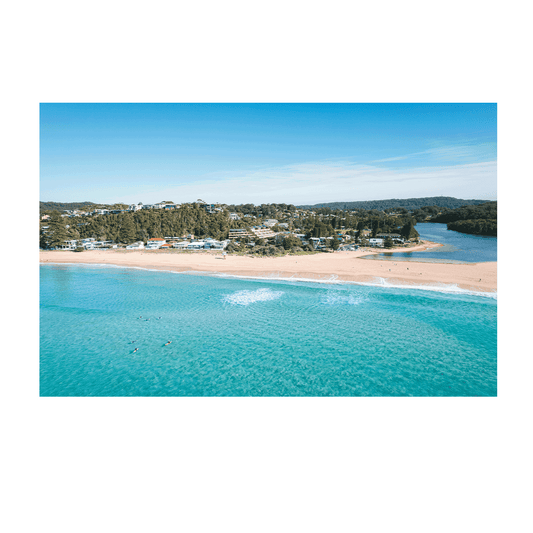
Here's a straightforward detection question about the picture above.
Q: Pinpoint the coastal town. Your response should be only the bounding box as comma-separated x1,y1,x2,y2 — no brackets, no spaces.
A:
40,199,420,254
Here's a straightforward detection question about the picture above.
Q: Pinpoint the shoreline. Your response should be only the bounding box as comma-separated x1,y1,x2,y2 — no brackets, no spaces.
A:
39,240,497,294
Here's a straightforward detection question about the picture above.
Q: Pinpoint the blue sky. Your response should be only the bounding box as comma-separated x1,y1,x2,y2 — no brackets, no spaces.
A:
40,103,497,205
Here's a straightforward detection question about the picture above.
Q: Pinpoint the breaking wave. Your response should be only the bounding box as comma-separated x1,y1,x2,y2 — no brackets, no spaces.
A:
223,288,284,306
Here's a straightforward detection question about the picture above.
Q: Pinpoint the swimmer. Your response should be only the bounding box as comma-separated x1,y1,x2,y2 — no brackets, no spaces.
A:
130,340,137,344
164,340,172,346
133,347,139,353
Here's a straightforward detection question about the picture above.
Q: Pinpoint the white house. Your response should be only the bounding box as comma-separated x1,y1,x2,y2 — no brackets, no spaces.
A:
146,237,166,249
263,219,278,227
128,204,142,212
59,240,78,250
204,239,229,250
126,241,145,249
187,241,206,249
369,238,384,247
172,241,189,249
229,213,240,220
147,238,166,245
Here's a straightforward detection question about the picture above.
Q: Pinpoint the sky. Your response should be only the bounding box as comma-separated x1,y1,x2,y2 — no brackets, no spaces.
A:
40,103,497,205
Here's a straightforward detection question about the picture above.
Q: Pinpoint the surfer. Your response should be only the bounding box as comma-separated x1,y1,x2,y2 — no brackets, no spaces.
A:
133,347,139,353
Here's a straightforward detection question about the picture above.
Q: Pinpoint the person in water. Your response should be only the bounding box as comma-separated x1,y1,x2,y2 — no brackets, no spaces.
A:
165,340,172,346
133,347,139,353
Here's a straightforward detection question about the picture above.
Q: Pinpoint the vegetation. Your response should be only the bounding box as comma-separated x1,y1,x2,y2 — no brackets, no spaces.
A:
40,201,97,213
430,202,497,236
39,197,496,252
297,196,488,211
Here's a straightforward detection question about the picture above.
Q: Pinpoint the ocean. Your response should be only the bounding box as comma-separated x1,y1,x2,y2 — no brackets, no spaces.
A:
40,264,497,396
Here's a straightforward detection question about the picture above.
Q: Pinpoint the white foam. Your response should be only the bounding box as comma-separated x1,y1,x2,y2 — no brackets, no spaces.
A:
41,263,496,299
223,288,284,306
358,277,497,299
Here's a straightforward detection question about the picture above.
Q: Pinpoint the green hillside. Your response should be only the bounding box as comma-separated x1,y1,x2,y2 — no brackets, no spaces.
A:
297,196,489,211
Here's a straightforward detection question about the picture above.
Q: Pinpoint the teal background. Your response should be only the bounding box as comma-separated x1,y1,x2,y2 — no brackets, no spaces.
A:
0,1,532,532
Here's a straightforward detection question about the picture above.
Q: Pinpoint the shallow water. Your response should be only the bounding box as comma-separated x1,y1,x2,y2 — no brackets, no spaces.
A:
363,223,497,263
40,264,497,396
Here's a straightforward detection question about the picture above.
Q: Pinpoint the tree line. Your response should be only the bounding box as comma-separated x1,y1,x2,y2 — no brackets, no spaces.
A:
297,196,488,211
429,202,497,236
40,205,251,248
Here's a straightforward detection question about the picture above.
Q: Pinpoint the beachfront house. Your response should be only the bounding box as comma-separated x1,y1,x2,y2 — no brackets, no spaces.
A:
369,238,384,247
126,241,145,249
187,241,206,250
59,240,78,250
146,237,166,249
172,241,189,249
147,238,166,245
204,239,229,250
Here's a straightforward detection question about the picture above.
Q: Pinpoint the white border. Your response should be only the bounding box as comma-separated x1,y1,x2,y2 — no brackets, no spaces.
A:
18,84,516,416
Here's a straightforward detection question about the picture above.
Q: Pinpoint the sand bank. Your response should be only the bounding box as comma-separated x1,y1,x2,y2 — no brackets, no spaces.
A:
39,241,496,294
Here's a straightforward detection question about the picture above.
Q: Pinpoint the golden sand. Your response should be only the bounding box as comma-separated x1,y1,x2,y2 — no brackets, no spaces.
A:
40,240,496,293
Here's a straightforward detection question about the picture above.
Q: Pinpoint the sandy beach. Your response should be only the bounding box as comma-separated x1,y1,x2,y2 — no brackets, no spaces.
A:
39,240,497,293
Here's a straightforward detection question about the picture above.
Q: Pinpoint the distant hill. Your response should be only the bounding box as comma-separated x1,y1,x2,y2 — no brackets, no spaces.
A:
40,201,99,213
297,196,490,211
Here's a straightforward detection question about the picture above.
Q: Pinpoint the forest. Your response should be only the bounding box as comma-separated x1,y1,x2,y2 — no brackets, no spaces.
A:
298,196,488,211
429,201,497,236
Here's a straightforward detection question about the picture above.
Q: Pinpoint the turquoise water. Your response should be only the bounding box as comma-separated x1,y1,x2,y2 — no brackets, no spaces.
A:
40,264,497,396
364,223,497,263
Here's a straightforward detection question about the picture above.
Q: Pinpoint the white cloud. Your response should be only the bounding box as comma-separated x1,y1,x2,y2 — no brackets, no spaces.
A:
117,159,497,205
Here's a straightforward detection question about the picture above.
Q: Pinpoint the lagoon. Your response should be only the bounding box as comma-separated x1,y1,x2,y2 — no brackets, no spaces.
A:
363,222,497,264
